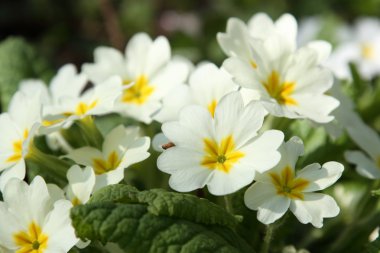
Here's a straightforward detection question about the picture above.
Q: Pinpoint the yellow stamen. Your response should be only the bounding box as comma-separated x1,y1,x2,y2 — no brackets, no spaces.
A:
74,100,98,116
201,135,244,173
361,43,375,59
269,166,309,200
122,75,155,104
6,129,29,163
262,71,297,105
92,151,121,175
71,197,81,206
207,100,217,118
13,222,48,253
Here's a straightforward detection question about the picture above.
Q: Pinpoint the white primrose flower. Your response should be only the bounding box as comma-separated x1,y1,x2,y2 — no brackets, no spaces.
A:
66,165,95,205
157,91,284,196
244,137,343,227
223,31,338,123
0,176,78,252
344,116,380,179
0,90,43,191
64,125,150,191
154,62,238,122
326,17,380,80
82,33,190,124
42,76,123,132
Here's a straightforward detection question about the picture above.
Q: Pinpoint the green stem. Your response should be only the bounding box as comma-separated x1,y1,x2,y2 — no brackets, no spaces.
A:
26,140,71,185
224,195,234,214
260,224,275,253
75,116,104,149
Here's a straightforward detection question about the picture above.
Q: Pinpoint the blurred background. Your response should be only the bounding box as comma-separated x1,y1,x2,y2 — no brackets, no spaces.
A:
1,0,379,68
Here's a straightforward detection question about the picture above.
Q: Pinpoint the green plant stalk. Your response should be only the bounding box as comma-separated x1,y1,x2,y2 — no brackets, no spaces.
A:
224,195,234,214
75,116,104,149
26,139,71,181
260,224,275,253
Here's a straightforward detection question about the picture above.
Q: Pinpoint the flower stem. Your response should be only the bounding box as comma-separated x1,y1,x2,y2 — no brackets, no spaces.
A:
26,140,71,186
260,224,274,253
224,195,234,214
75,116,104,149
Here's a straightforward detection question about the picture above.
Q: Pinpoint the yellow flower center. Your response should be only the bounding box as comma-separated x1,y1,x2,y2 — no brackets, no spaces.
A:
361,43,375,59
201,135,244,173
74,100,98,116
13,222,48,253
122,75,155,104
207,100,217,118
269,166,309,200
262,71,297,106
92,151,121,175
71,197,81,206
6,129,29,163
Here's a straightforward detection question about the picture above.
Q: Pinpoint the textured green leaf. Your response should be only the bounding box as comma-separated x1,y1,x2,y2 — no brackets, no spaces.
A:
0,37,52,111
89,184,241,229
72,184,254,253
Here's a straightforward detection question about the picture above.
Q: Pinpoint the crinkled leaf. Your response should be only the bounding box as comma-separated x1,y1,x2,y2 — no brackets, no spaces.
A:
89,184,241,229
71,184,253,253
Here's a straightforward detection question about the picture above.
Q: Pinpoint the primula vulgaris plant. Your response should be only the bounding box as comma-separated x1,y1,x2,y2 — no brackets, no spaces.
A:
1,12,380,253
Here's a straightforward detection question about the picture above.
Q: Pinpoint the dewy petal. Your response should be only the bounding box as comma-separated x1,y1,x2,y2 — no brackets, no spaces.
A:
298,161,344,192
257,195,290,224
290,193,340,228
42,200,78,252
345,150,380,179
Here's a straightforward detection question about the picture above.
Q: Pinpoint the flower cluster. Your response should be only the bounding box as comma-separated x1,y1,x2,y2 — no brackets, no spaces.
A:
1,11,380,253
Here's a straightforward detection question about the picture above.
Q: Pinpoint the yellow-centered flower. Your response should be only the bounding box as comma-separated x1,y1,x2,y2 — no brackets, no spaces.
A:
122,75,155,104
13,222,48,253
262,71,297,106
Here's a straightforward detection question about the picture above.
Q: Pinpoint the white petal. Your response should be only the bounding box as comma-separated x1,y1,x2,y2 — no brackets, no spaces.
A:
305,40,332,64
152,133,169,152
217,18,252,60
240,130,284,173
275,13,297,46
157,147,203,174
244,182,278,210
247,13,275,40
43,200,78,252
345,151,380,179
64,147,104,166
145,36,171,77
290,193,340,228
0,161,26,192
169,167,213,193
292,94,340,123
0,202,22,250
93,167,125,192
257,195,290,224
67,165,95,204
126,33,153,75
297,162,344,192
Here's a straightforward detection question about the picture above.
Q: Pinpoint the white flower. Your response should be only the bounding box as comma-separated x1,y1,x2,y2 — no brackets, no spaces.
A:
344,116,380,179
0,90,43,191
222,28,338,123
157,91,284,195
66,165,95,205
64,125,150,191
154,62,238,122
326,17,380,80
82,33,190,123
0,176,77,252
244,137,343,227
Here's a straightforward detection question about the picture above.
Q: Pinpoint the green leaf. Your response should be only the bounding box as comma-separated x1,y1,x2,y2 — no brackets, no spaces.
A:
71,184,254,253
0,37,52,111
88,184,241,229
